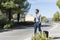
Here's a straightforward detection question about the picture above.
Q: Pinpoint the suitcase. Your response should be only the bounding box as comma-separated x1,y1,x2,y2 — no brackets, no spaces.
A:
43,31,49,38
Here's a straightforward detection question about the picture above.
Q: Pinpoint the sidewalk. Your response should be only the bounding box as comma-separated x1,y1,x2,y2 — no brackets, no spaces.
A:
49,23,60,40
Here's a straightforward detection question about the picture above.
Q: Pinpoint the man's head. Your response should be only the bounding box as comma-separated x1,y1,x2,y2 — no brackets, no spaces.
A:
35,9,39,14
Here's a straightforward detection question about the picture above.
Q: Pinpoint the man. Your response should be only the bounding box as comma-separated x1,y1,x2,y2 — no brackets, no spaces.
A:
34,9,42,34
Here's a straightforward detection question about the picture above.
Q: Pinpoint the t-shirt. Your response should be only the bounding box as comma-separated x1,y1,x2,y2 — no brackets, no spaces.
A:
34,14,41,23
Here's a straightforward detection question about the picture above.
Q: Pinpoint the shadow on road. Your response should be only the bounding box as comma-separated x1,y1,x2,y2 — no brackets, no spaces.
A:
41,25,51,27
0,29,12,33
26,24,51,27
53,37,60,39
0,26,27,33
0,24,51,33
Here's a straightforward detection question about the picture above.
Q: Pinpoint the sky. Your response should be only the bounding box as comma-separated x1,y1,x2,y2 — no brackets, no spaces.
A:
27,0,60,18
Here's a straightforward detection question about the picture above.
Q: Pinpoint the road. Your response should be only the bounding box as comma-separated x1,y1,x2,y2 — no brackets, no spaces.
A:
0,23,60,40
49,23,60,40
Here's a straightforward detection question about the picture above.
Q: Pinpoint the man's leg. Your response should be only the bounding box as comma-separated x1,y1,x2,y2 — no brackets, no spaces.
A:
38,23,41,32
34,23,37,34
34,23,37,40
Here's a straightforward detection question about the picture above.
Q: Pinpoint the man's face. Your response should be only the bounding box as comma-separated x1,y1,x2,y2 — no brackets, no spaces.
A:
35,10,39,14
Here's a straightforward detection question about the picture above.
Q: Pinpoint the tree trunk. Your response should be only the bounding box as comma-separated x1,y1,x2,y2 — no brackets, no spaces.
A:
17,13,20,23
8,9,12,21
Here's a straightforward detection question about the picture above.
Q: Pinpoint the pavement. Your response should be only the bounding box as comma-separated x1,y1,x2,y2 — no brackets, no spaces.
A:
0,23,60,40
0,28,33,40
49,23,60,40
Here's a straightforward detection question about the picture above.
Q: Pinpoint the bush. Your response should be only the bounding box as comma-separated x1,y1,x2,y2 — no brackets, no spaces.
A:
3,24,11,29
0,15,8,28
5,20,15,28
9,21,15,28
31,32,52,40
0,15,15,28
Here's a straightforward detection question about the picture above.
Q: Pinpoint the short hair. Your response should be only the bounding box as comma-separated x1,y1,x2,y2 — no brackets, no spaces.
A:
36,9,39,12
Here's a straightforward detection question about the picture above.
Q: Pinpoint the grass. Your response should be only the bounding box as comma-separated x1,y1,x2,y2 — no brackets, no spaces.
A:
31,31,53,40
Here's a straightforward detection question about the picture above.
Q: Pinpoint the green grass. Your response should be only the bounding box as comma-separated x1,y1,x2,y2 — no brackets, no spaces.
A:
31,32,53,40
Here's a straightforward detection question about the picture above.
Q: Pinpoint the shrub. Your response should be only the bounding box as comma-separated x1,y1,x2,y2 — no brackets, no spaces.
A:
31,32,52,40
0,15,8,28
0,15,15,29
3,24,11,29
9,21,15,28
4,20,15,28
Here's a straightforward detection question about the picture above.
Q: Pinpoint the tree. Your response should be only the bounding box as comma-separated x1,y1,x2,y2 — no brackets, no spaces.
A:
0,0,31,22
53,11,59,21
56,0,60,20
41,16,46,22
16,1,31,22
0,0,19,21
56,0,60,8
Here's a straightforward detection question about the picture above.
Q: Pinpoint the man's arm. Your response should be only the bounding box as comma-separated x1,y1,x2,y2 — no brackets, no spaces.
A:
39,15,41,23
34,17,36,23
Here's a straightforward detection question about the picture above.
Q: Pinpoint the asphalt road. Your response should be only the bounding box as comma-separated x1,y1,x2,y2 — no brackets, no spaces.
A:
49,23,60,40
0,23,59,40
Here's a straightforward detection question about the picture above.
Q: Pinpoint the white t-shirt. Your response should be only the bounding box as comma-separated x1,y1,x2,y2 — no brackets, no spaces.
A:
34,14,41,23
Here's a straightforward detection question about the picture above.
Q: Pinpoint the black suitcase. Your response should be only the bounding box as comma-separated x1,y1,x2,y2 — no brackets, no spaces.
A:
43,31,49,38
